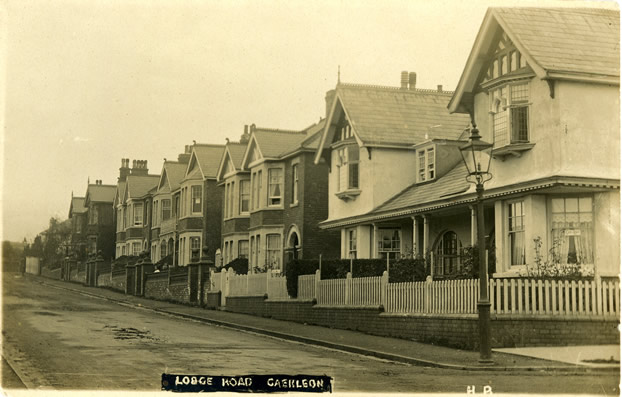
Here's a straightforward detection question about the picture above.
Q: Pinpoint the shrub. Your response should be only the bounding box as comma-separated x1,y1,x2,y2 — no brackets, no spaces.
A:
285,259,319,298
321,258,386,279
458,245,496,279
388,258,428,283
223,257,249,275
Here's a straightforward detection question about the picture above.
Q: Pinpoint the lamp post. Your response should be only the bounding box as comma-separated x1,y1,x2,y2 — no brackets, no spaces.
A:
459,119,494,363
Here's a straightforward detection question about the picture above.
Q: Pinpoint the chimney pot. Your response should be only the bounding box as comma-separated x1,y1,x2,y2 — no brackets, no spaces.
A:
250,123,256,133
132,160,136,168
244,125,248,135
437,85,443,92
400,71,409,89
409,72,417,90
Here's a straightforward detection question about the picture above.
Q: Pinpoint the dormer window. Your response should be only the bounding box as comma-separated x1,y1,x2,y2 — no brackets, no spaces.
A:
417,146,435,183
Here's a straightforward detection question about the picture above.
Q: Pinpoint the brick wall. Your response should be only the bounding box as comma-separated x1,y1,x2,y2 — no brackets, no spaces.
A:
205,292,221,309
224,297,619,349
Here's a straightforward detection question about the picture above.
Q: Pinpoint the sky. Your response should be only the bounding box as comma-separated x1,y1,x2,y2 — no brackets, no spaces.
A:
1,0,616,242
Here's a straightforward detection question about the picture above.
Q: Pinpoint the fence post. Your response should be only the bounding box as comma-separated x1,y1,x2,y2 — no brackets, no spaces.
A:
314,269,320,301
381,271,388,310
425,275,432,313
346,272,352,305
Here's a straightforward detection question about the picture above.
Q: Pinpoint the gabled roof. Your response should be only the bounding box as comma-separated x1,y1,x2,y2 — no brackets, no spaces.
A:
185,144,226,180
68,196,86,218
280,119,327,158
157,161,187,193
125,174,159,200
314,83,471,163
84,184,116,204
449,7,620,113
241,124,323,168
216,141,248,181
114,181,126,207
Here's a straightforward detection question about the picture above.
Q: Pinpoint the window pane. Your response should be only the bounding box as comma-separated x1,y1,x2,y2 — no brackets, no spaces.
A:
579,197,592,212
192,185,202,213
349,163,359,188
511,84,529,103
511,107,529,142
565,198,578,213
551,198,564,213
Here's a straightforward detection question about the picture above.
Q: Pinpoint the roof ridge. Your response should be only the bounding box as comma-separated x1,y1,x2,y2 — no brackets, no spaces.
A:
337,82,455,95
194,143,226,148
255,128,305,134
89,184,116,187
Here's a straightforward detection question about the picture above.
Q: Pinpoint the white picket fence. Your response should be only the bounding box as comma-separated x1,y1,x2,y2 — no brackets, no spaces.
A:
210,267,619,318
209,268,289,300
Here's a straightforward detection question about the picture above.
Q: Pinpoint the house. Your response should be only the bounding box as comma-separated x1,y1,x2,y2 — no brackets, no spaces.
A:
83,180,116,259
176,143,226,266
313,74,472,270
218,120,339,273
67,193,87,260
314,7,620,280
114,159,159,258
151,146,192,264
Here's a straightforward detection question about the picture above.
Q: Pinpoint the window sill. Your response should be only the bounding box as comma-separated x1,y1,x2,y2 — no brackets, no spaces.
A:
336,189,361,201
290,202,299,208
492,143,535,161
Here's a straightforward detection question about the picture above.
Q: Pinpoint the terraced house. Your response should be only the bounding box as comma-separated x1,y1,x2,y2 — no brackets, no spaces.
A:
314,7,619,281
218,120,339,273
114,159,159,258
176,143,226,266
67,193,87,260
151,146,192,264
84,180,116,259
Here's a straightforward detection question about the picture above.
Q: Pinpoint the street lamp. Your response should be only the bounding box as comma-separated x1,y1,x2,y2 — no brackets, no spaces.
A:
459,119,494,363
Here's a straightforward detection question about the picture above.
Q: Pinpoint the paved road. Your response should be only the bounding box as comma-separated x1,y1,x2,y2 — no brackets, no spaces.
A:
2,274,620,394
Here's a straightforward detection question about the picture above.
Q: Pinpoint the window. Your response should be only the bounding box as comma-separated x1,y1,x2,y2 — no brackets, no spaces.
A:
266,234,281,271
291,164,299,204
490,82,530,148
89,237,97,254
255,235,261,268
417,147,435,182
89,206,99,224
161,199,171,221
508,201,525,266
224,241,229,265
268,168,283,206
121,245,126,256
132,242,141,256
434,231,461,276
175,195,180,219
153,201,158,226
250,236,255,267
224,183,229,218
347,228,357,259
191,237,200,261
551,197,593,264
255,171,262,209
378,229,401,260
238,240,249,259
76,219,82,234
240,180,250,214
160,241,167,258
251,174,256,211
133,203,143,226
337,146,359,192
192,185,202,214
229,181,235,217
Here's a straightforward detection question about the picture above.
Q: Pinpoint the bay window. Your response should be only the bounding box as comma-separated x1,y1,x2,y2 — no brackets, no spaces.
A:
191,185,202,214
337,145,359,192
508,201,525,266
490,82,530,148
266,234,281,270
133,203,143,226
268,168,283,206
550,197,593,265
240,180,250,214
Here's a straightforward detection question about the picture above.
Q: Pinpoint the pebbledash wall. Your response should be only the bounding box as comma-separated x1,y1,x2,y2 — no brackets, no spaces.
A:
224,296,619,349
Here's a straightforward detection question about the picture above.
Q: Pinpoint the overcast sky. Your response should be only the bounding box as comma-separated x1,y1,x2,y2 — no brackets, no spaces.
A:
2,0,615,242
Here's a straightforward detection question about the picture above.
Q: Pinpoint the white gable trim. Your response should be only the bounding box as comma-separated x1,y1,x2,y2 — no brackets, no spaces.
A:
240,134,264,170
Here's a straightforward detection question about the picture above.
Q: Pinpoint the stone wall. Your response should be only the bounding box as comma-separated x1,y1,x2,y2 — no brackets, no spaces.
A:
111,271,126,292
97,270,112,287
40,267,62,279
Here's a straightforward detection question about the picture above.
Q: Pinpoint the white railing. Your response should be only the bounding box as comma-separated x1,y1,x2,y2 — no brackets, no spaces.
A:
317,273,385,306
385,278,479,314
267,274,289,300
297,274,316,300
489,278,620,317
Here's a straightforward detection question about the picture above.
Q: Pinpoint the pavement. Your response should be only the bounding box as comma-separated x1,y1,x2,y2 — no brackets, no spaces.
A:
30,274,621,373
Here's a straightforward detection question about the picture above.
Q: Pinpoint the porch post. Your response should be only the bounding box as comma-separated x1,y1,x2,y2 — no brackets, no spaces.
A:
411,216,419,258
470,205,477,246
423,215,430,254
372,223,378,259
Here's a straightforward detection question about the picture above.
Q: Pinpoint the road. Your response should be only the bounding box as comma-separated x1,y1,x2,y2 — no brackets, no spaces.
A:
2,273,620,394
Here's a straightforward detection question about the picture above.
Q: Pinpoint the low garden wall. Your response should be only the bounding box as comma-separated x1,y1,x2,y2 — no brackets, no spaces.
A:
224,296,619,349
111,270,126,292
40,267,62,279
97,270,112,287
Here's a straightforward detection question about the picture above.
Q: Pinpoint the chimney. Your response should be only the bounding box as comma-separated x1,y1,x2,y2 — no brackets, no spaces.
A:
437,85,443,92
400,71,409,89
250,123,256,134
240,124,250,144
325,89,336,119
178,148,191,164
118,158,130,182
409,72,417,90
130,159,149,176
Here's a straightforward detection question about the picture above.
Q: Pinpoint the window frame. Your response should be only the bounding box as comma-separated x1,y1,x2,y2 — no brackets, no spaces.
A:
291,164,299,205
267,168,283,207
377,228,401,261
417,146,436,183
548,195,594,266
489,81,531,148
238,240,249,259
336,144,360,193
347,228,357,259
240,180,250,214
266,234,282,271
133,202,143,226
161,199,171,221
191,185,202,215
507,200,526,266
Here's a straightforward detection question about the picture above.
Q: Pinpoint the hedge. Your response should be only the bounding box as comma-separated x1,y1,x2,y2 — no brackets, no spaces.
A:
222,258,249,275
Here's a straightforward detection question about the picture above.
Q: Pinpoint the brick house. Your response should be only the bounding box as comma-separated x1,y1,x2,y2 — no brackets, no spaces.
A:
151,147,192,264
67,193,87,260
218,121,339,273
84,180,116,259
114,159,159,258
176,144,226,266
314,8,620,280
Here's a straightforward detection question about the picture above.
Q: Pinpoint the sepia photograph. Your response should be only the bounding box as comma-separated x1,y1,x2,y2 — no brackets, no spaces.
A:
1,0,620,394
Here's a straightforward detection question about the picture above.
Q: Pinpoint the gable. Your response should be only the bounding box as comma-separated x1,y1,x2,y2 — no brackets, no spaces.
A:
159,169,169,191
478,31,532,87
224,155,234,175
241,135,264,169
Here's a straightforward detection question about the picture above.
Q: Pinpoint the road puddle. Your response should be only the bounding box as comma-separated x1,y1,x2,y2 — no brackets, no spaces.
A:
104,325,158,342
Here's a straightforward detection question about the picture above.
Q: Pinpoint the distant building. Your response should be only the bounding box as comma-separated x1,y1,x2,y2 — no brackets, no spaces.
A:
84,180,116,259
